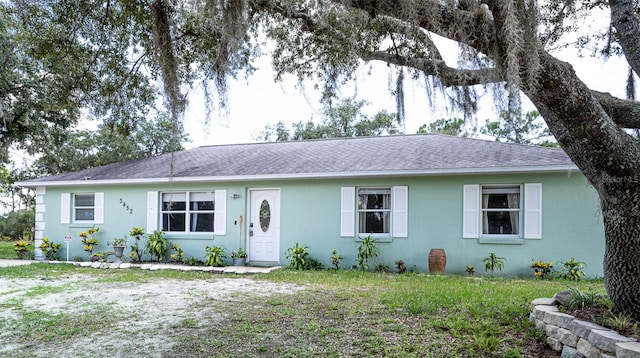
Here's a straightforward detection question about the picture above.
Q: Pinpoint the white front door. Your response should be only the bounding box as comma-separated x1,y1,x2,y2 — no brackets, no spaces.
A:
248,189,280,263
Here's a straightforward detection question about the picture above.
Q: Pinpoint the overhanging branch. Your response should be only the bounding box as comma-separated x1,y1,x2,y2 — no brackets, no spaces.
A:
593,91,640,129
369,51,503,86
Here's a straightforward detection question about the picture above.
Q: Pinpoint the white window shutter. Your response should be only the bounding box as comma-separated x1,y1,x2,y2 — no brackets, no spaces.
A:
94,192,104,224
61,193,70,224
462,185,480,238
146,191,158,233
340,187,355,237
392,186,408,238
214,190,227,235
524,183,542,239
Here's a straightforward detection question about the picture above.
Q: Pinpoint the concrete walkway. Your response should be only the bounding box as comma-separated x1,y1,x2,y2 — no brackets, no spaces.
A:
0,259,37,268
0,259,281,274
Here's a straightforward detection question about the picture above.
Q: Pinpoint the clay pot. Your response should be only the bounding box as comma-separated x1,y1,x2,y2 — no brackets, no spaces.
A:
428,248,447,274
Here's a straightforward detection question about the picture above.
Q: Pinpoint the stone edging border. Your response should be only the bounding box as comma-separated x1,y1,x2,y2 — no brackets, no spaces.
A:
42,260,282,274
530,297,640,357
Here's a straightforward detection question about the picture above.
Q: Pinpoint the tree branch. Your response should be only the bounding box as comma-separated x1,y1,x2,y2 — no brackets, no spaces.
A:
593,91,640,129
369,51,503,86
349,0,497,54
610,0,640,77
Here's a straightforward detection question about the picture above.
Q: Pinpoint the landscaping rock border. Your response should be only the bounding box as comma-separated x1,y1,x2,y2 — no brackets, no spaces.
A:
530,296,640,358
42,260,282,274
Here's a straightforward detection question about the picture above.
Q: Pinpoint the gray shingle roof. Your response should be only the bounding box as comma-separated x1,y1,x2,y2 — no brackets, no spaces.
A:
20,134,577,186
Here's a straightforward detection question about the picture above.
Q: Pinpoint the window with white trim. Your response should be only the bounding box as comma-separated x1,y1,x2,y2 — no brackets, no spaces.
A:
341,186,408,239
161,191,215,233
462,183,542,241
74,193,96,222
481,185,521,236
358,188,391,235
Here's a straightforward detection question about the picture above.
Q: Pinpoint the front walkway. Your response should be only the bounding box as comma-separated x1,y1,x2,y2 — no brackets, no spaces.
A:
0,259,37,268
0,259,281,274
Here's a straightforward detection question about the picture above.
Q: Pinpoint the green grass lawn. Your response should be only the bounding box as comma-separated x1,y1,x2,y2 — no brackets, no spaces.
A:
0,240,18,259
0,263,606,357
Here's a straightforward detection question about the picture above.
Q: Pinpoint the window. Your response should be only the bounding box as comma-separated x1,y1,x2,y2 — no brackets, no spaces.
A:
358,188,391,235
462,183,542,241
481,186,521,236
341,186,407,238
74,193,95,222
61,192,103,224
162,192,215,233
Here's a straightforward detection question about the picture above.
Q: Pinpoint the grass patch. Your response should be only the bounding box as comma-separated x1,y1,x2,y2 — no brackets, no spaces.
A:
0,264,607,357
172,270,604,357
11,306,113,342
0,241,17,259
0,263,79,278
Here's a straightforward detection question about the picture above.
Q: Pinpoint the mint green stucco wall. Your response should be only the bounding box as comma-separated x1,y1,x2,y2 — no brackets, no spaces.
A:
38,171,604,277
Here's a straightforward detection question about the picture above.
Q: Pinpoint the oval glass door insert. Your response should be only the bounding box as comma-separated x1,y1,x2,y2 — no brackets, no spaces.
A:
259,199,271,232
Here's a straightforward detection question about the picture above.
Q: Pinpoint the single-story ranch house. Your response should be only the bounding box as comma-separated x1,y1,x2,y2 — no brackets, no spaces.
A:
18,134,605,276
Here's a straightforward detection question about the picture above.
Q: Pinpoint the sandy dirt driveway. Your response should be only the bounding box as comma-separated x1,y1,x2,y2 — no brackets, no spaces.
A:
0,269,304,358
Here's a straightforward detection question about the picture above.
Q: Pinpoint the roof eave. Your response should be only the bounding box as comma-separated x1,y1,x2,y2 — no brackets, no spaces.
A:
16,165,580,188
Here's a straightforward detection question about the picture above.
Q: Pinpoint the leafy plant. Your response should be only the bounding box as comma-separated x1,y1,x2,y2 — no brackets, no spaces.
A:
109,237,127,247
79,228,100,258
331,250,342,269
13,240,32,259
558,258,586,281
128,229,145,262
395,259,407,274
285,242,309,270
465,265,476,276
608,312,636,332
356,235,379,271
145,230,168,262
230,247,247,259
129,227,145,237
375,263,390,273
482,252,505,275
80,231,100,261
567,287,606,309
305,257,324,270
170,243,184,263
39,237,62,260
182,257,204,266
205,245,226,267
530,260,553,279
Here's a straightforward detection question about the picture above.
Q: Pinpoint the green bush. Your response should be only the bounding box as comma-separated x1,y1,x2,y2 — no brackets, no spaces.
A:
356,236,379,271
285,242,309,270
331,250,342,269
13,240,33,259
170,243,184,263
305,257,324,270
39,237,63,260
558,258,586,281
375,263,390,273
482,252,505,275
0,209,35,240
145,230,168,262
205,245,226,267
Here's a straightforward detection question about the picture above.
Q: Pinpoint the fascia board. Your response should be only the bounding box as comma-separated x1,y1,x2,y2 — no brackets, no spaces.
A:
16,165,579,188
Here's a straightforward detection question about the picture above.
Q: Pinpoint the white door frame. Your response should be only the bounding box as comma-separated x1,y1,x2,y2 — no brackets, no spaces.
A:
247,188,281,264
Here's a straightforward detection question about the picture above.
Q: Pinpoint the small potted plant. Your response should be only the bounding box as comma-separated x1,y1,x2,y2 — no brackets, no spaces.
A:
230,247,247,266
109,237,127,262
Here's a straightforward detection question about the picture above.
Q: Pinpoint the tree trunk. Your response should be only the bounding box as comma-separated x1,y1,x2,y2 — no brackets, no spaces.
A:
600,180,640,320
525,52,640,320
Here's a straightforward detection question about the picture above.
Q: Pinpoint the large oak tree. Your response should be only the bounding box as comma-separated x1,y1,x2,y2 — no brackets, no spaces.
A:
6,0,640,319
